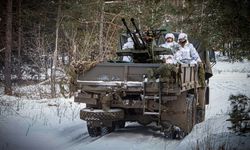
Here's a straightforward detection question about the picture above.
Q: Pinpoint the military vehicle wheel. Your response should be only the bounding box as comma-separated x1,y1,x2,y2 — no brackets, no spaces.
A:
186,93,197,128
138,116,153,126
115,120,125,128
196,107,205,123
87,124,101,137
101,126,115,135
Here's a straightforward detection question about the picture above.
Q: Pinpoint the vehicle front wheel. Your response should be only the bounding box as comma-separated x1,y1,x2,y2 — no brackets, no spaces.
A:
101,126,115,135
115,120,126,128
87,124,101,137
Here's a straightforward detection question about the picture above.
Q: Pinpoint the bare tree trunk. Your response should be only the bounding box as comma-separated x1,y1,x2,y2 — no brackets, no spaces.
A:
4,0,13,95
61,24,77,63
45,55,48,79
72,40,77,60
51,0,61,98
99,1,104,59
199,0,205,34
37,23,41,81
17,0,22,82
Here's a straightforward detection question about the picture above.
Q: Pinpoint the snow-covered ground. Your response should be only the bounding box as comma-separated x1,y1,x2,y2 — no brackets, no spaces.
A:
178,60,250,150
206,61,250,119
0,60,250,150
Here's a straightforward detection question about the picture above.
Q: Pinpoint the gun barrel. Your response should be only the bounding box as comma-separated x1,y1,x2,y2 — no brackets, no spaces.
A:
130,18,146,48
121,18,136,45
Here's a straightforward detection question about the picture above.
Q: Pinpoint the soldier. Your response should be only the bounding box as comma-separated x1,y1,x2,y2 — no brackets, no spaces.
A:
122,37,133,62
175,33,201,64
122,37,134,49
159,33,177,64
160,33,177,49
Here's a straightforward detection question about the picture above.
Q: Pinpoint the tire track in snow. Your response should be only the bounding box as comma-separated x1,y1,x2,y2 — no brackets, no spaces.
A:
57,123,102,149
62,131,101,149
71,133,101,145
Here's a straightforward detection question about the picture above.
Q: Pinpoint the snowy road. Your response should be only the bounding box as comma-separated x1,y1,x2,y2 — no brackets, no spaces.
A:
0,61,250,150
0,97,181,150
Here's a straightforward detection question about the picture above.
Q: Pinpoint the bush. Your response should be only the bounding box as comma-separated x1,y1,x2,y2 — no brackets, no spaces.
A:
227,94,250,134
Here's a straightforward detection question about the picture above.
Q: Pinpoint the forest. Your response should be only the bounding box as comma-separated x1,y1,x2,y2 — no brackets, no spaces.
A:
0,1,250,150
0,0,250,96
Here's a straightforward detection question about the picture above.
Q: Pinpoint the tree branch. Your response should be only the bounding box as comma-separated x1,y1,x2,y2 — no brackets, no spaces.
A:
0,47,5,53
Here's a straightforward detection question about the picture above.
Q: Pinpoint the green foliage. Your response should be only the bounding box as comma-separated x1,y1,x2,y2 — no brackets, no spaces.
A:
147,64,177,81
63,64,77,97
227,94,250,134
63,59,100,97
178,0,250,61
120,0,174,31
1,0,249,94
59,77,70,98
198,64,205,87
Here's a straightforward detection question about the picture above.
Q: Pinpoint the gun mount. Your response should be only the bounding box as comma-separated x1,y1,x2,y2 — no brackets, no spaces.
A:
119,18,170,63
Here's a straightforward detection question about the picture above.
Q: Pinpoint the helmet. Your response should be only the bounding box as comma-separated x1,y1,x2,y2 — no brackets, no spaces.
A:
165,33,175,40
178,33,188,42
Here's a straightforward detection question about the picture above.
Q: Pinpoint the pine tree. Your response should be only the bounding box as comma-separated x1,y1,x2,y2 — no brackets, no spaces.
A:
228,94,250,134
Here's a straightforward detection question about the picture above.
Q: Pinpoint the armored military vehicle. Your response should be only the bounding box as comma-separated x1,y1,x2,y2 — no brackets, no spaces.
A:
75,18,214,138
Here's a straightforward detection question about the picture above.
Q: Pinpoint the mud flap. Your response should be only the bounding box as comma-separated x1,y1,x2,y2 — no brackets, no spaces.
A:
205,87,209,105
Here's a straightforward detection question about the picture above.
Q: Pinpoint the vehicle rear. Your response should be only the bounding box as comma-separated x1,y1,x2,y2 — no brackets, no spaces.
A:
75,62,207,138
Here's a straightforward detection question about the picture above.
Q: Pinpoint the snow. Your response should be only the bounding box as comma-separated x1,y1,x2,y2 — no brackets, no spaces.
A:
0,96,86,150
177,60,250,149
206,61,250,119
177,115,250,150
13,84,62,99
82,124,180,150
1,59,250,150
82,108,123,112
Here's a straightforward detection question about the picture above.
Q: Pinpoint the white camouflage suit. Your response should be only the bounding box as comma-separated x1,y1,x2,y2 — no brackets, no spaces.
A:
159,33,177,64
175,33,201,64
122,37,134,62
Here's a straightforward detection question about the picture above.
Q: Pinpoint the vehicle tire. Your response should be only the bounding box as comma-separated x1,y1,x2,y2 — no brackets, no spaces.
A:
116,120,126,128
137,116,152,126
101,126,115,135
186,94,197,129
87,124,101,137
196,107,205,123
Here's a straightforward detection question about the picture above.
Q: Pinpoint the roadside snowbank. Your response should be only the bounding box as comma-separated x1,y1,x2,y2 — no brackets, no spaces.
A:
177,115,250,150
177,60,250,149
0,96,86,150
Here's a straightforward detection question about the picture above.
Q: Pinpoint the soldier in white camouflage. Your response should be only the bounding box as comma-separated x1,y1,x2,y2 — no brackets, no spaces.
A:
175,33,201,64
159,33,178,64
